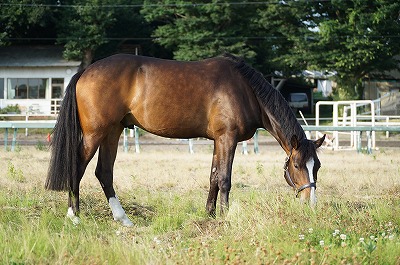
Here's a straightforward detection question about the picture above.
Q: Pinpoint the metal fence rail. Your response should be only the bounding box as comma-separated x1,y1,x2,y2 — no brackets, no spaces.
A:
303,125,400,153
1,121,399,153
0,121,55,151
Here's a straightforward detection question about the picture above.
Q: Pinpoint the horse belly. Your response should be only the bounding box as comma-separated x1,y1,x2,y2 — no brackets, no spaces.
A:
130,95,209,139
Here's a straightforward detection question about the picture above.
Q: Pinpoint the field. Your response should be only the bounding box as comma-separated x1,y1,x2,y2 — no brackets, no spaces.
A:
0,138,399,264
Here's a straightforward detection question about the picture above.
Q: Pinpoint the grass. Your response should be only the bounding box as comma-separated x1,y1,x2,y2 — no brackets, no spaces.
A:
0,143,399,264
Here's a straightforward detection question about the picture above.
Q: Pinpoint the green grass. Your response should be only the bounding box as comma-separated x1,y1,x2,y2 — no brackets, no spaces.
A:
0,146,399,264
0,186,398,264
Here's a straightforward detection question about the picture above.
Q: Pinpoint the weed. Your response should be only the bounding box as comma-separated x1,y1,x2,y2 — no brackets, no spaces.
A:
7,161,25,182
35,141,46,151
256,161,264,175
14,143,21,153
0,146,399,264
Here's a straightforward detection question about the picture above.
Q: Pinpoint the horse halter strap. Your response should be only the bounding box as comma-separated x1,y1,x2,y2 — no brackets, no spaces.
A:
283,150,316,198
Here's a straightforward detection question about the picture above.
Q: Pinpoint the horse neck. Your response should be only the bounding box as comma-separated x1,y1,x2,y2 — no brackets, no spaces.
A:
259,98,306,154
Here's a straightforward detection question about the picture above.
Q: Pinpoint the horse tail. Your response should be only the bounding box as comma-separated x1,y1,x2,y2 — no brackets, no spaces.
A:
45,70,85,191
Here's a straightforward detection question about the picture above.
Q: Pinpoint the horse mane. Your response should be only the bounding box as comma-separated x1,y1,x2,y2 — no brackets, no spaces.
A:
222,53,306,146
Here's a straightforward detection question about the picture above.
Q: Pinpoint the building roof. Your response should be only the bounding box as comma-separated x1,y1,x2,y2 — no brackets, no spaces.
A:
302,70,337,79
0,46,81,67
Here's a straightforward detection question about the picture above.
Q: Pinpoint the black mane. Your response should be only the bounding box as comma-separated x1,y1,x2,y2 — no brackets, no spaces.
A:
223,53,306,147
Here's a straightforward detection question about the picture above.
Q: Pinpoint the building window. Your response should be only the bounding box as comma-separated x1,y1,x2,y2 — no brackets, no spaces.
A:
51,78,64,98
7,78,47,99
0,78,4,99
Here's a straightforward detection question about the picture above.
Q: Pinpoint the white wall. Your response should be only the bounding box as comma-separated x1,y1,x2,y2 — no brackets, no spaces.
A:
0,66,78,114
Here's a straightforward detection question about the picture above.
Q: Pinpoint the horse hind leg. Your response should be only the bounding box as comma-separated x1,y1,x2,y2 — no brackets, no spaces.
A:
95,124,133,227
67,133,102,225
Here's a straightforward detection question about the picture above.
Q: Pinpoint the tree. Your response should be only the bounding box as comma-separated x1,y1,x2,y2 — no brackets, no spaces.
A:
316,0,400,99
2,0,399,100
260,0,400,99
93,1,162,60
1,0,153,68
141,0,256,61
56,0,117,69
251,1,314,75
0,0,55,46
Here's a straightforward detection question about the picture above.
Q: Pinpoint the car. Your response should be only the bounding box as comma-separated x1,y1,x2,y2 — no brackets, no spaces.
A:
288,92,309,110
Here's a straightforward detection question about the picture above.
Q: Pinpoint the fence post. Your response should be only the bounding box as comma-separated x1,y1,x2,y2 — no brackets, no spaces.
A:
366,131,372,154
371,101,375,148
25,115,29,137
4,128,8,151
189,139,194,154
351,103,357,149
315,102,320,141
253,129,259,154
333,102,339,150
356,131,362,153
11,128,17,152
386,116,389,138
123,128,128,152
134,126,140,153
242,141,248,155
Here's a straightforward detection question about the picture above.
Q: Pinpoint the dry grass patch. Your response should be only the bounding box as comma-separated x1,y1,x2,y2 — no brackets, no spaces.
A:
0,144,399,264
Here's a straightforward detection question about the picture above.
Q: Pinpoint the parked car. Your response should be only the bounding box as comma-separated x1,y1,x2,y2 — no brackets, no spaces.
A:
288,93,309,110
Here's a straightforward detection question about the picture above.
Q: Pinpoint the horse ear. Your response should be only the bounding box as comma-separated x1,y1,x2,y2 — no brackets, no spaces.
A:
314,134,326,149
290,135,300,150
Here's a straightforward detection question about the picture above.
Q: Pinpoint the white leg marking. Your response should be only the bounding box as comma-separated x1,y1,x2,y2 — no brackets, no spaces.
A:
66,207,80,225
306,158,317,207
109,196,133,227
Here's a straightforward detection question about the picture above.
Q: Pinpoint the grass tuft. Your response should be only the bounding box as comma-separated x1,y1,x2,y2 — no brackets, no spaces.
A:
0,146,399,264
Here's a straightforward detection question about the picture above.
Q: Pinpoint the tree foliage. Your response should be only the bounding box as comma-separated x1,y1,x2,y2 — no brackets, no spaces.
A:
56,0,117,68
315,0,400,98
0,0,153,69
141,0,256,61
0,0,55,46
252,1,314,74
1,0,400,99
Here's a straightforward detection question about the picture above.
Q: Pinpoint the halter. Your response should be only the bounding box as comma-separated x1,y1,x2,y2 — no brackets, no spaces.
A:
283,150,316,198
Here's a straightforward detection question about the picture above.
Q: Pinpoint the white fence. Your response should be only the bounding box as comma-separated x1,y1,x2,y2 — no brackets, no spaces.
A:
315,100,400,150
0,120,55,151
1,120,399,154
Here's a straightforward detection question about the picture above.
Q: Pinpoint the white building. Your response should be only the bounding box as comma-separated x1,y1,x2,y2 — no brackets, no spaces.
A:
0,46,80,114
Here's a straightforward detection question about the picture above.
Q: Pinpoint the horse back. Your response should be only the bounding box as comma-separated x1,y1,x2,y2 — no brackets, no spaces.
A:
76,54,261,140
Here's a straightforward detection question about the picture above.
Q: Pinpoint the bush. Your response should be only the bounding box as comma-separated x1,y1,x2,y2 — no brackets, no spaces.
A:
0,104,21,114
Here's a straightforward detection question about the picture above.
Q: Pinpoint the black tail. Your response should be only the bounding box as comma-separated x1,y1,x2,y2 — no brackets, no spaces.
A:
46,70,85,191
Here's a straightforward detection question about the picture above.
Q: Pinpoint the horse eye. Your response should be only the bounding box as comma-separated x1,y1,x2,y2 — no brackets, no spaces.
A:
294,163,299,169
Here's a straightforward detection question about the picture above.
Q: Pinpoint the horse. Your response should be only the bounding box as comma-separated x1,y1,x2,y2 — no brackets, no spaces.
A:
46,53,325,226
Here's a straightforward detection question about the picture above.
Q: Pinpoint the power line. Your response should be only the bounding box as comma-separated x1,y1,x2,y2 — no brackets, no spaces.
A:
0,0,338,9
4,34,400,41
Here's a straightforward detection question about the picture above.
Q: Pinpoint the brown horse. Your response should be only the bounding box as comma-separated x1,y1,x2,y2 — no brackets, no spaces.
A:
46,53,325,226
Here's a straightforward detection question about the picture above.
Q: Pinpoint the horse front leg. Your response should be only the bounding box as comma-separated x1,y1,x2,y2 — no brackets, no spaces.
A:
206,156,219,218
206,135,237,217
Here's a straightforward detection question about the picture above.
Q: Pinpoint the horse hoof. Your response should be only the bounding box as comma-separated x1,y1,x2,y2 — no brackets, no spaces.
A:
66,207,81,225
118,216,134,227
122,219,134,227
70,216,81,226
208,211,216,219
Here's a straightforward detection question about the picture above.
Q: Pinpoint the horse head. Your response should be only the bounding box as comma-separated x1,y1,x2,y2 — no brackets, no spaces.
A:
284,134,325,206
